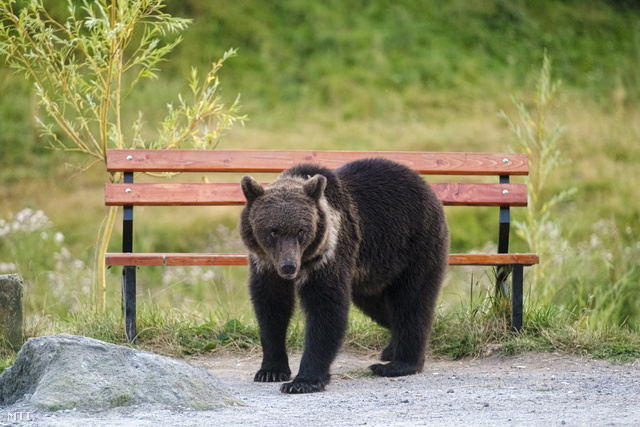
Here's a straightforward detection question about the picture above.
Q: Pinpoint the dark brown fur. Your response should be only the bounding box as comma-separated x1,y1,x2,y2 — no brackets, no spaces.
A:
240,158,449,393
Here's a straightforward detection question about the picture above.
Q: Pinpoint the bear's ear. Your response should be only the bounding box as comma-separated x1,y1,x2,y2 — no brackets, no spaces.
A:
241,176,265,203
303,174,327,201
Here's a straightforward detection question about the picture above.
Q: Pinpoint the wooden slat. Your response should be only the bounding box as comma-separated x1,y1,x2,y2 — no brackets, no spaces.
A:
106,149,529,176
106,253,249,266
448,253,539,266
106,252,539,267
105,182,528,207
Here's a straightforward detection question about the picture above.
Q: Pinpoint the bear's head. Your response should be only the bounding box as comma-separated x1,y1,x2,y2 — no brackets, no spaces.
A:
240,174,329,280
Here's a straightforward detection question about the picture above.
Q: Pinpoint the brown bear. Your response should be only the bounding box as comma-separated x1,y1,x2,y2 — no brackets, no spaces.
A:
239,158,449,393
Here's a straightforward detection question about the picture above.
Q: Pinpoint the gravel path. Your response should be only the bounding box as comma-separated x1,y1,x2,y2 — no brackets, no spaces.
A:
4,351,639,426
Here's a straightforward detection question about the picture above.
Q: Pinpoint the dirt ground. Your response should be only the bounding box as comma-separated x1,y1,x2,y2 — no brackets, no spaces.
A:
5,350,640,426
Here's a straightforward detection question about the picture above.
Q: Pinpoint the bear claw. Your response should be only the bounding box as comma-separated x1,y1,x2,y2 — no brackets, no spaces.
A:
280,377,329,394
254,369,291,383
369,362,419,378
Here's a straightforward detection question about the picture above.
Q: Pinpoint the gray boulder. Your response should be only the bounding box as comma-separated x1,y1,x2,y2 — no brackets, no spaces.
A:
0,334,242,411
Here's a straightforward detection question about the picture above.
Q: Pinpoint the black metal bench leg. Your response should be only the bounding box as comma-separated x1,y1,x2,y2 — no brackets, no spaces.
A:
511,264,524,332
121,171,136,342
123,265,137,342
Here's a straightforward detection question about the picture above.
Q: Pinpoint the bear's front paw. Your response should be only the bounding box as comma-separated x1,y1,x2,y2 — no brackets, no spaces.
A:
280,376,330,394
369,361,419,377
254,369,291,383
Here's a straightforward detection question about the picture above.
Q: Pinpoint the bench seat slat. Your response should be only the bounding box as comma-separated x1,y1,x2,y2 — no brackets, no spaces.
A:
106,149,529,176
106,252,539,267
105,182,528,207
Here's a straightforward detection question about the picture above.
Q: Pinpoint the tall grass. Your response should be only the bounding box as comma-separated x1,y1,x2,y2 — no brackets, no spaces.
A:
500,52,576,300
500,54,640,331
553,220,640,331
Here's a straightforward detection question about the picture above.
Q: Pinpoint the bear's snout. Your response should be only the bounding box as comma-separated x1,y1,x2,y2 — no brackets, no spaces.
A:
274,237,302,280
279,260,298,279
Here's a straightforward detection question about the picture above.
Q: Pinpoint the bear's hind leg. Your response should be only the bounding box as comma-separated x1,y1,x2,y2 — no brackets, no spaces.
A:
352,293,395,361
352,293,391,329
380,338,397,362
369,315,426,378
369,271,440,377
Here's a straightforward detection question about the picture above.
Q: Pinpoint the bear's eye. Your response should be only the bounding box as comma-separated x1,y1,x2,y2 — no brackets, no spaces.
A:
298,229,305,237
270,229,279,238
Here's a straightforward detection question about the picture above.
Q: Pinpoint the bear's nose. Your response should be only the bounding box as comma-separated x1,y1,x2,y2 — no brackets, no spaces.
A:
280,261,297,276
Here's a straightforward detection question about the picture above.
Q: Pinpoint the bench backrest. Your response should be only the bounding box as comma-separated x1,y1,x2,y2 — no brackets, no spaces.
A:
105,149,529,207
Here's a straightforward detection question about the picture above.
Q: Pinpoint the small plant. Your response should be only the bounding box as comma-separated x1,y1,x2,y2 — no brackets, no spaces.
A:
499,51,576,301
0,0,245,309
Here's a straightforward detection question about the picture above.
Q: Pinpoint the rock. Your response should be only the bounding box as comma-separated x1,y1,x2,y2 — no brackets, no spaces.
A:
0,334,242,411
0,274,23,350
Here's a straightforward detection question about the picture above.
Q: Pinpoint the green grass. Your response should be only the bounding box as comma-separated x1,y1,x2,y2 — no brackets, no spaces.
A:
1,0,640,366
4,298,639,376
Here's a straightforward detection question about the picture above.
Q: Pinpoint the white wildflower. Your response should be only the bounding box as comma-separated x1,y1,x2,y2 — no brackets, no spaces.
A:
0,262,17,273
0,219,9,237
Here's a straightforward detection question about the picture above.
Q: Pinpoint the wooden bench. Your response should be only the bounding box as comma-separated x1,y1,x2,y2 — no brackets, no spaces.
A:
105,149,539,342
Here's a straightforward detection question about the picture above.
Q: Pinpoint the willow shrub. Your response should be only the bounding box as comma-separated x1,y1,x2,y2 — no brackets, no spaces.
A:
0,0,245,309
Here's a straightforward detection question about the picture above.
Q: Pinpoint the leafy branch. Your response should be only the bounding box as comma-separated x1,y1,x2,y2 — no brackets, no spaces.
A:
0,0,246,310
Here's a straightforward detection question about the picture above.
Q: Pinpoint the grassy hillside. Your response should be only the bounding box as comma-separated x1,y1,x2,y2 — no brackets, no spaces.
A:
164,0,640,118
1,0,639,344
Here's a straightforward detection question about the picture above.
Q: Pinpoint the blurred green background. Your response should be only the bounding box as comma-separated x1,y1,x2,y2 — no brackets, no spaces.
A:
1,0,639,336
